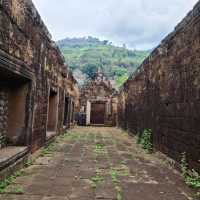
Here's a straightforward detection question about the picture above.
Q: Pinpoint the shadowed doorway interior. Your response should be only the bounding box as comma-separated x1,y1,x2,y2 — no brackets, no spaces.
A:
47,90,58,139
90,102,105,125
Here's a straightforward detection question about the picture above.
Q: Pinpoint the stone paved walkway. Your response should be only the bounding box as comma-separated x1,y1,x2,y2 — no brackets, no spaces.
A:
0,127,195,200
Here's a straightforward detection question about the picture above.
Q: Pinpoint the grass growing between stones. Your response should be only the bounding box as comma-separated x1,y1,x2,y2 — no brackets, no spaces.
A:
109,168,122,200
40,131,72,157
40,143,56,157
3,185,24,194
0,170,27,194
108,162,130,200
94,143,106,154
90,169,104,189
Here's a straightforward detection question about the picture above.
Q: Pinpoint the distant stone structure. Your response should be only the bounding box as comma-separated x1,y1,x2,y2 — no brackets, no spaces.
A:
79,71,117,126
0,0,79,175
117,1,200,171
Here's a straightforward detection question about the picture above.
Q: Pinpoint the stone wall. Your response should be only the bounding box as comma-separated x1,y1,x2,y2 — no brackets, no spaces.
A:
0,0,79,152
0,88,8,148
118,1,200,170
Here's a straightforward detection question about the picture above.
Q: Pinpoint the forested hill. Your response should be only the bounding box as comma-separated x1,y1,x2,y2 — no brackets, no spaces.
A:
57,36,150,88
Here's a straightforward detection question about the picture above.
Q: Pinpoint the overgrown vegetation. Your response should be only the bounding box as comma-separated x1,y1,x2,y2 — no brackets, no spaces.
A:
181,153,200,197
57,36,149,88
137,129,153,153
0,170,26,193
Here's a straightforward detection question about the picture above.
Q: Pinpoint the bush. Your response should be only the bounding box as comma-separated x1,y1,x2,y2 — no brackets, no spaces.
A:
137,129,153,153
181,153,200,192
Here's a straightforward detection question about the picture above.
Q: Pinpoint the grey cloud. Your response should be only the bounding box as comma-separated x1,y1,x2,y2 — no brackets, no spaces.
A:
33,0,198,49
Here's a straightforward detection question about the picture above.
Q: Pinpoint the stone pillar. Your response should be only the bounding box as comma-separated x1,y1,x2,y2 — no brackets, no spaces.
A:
86,101,91,125
0,88,8,148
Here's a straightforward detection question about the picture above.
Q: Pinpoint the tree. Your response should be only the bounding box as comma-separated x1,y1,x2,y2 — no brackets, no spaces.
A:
82,63,99,79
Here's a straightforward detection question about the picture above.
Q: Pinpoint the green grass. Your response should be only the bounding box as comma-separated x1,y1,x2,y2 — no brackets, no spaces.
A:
90,169,104,189
94,143,106,154
110,169,119,183
181,153,200,197
0,170,27,193
4,186,24,194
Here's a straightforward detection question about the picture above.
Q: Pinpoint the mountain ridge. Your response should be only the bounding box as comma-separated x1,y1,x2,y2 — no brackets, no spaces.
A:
57,36,150,88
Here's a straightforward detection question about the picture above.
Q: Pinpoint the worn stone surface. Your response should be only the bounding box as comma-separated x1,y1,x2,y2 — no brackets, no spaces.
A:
117,1,200,171
0,127,195,200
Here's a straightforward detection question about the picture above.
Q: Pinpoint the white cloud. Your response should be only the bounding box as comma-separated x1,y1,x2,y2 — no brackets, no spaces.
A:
32,0,198,49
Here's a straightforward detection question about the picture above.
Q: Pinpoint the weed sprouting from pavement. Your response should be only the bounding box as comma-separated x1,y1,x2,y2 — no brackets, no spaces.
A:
0,170,27,193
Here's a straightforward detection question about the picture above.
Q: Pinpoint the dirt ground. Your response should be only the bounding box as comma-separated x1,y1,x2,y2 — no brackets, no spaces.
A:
0,126,195,200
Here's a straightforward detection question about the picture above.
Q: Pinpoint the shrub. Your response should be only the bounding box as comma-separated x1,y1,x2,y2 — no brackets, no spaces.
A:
181,153,200,197
137,129,153,153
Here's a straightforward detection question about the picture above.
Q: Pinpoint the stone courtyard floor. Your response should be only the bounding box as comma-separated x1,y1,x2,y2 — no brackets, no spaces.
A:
0,127,195,200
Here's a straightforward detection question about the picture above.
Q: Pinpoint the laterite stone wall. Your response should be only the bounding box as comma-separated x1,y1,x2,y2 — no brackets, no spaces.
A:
118,1,200,171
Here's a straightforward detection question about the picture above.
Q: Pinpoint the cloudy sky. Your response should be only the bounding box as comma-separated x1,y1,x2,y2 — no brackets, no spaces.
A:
32,0,198,50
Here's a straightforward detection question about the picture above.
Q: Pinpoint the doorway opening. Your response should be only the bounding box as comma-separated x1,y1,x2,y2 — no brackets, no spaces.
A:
0,65,30,168
0,67,30,148
90,101,105,125
47,90,58,139
71,101,75,124
63,97,69,127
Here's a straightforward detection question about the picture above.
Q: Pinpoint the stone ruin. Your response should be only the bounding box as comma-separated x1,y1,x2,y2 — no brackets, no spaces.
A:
79,71,118,126
0,0,200,178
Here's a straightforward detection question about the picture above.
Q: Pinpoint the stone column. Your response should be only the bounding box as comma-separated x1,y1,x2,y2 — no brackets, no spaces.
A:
86,100,91,125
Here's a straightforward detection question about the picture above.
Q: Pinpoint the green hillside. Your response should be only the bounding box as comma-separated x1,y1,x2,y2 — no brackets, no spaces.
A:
57,37,149,88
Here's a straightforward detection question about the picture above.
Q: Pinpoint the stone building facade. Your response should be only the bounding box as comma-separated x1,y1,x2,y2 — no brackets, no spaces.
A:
80,72,117,126
0,0,78,160
117,1,200,171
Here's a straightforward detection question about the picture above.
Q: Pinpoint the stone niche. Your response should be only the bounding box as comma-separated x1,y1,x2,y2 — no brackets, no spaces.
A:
0,67,30,147
63,97,69,126
7,84,28,145
47,89,58,137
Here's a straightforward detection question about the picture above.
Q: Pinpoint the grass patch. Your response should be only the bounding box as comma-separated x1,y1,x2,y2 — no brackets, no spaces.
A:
90,169,104,189
0,170,27,193
40,142,57,157
94,143,106,154
4,185,24,194
24,159,34,167
109,168,124,200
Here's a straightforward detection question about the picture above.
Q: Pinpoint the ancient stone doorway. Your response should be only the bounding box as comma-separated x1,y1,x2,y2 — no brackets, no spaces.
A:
0,68,30,147
71,101,75,123
63,97,69,127
90,102,105,125
47,90,58,138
